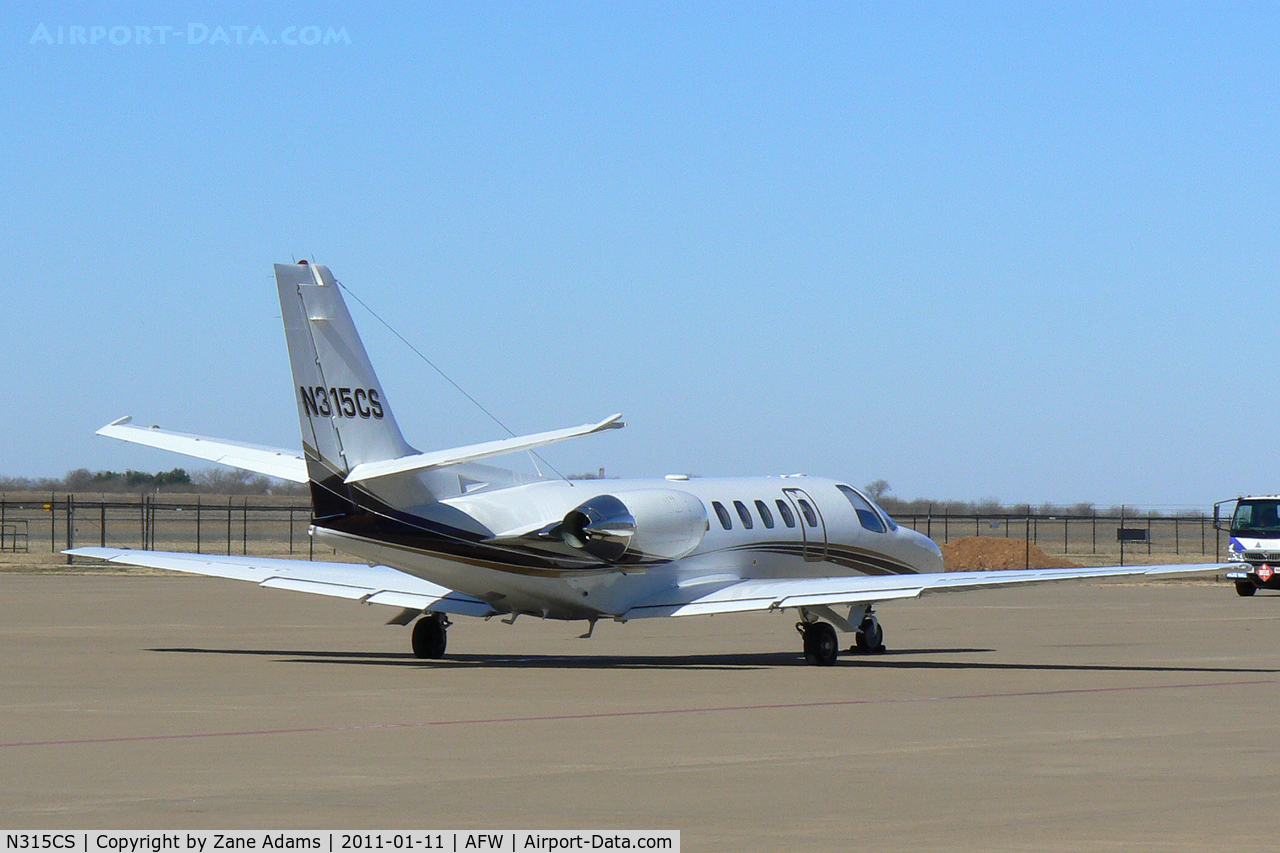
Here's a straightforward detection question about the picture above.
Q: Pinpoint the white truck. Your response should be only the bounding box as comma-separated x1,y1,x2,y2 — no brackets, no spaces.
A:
1217,495,1280,596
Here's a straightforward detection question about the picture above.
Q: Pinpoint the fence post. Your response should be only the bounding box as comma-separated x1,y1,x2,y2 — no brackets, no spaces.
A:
1120,504,1125,567
242,498,248,555
1064,516,1068,555
943,510,949,544
1175,516,1180,555
1092,509,1097,554
65,494,74,564
1147,513,1152,556
289,504,294,554
50,491,57,553
1024,505,1031,569
227,497,233,555
100,501,106,548
196,496,201,554
926,504,932,540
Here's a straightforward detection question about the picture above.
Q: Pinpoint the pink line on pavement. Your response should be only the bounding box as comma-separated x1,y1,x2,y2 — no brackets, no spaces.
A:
4,677,1274,749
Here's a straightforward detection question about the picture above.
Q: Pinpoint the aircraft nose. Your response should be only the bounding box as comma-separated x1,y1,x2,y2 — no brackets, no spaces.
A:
905,528,944,573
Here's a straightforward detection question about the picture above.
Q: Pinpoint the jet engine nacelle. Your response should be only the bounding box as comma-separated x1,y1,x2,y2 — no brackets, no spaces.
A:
556,489,708,564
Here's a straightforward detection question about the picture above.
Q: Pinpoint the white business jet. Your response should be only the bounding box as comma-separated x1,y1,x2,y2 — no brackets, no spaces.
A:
70,262,1226,665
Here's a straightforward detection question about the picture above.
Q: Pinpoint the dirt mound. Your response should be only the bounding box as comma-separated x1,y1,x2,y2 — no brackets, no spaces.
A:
940,536,1082,571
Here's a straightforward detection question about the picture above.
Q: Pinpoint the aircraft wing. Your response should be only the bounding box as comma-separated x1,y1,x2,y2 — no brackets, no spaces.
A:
623,562,1230,619
64,547,496,618
96,417,308,483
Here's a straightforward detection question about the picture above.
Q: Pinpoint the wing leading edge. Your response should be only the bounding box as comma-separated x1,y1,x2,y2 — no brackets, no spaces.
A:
342,414,625,483
623,562,1231,619
96,418,309,482
65,547,496,617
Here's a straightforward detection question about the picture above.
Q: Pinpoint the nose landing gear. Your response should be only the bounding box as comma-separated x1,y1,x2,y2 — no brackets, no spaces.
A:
854,613,885,653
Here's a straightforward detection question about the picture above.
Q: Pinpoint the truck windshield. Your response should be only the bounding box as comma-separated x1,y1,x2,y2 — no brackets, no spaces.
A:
1231,500,1280,536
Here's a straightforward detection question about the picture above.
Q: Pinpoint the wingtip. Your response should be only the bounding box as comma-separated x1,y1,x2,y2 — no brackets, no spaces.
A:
97,416,132,435
63,546,129,558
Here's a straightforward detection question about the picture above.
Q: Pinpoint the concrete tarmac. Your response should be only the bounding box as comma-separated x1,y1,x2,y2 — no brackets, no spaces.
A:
2,573,1279,851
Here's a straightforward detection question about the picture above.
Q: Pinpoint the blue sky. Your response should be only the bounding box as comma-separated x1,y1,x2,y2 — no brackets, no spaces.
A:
2,3,1276,508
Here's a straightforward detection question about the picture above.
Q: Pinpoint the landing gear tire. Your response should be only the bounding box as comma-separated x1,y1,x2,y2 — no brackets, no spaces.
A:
411,613,448,659
1236,581,1258,597
855,615,886,653
802,622,839,666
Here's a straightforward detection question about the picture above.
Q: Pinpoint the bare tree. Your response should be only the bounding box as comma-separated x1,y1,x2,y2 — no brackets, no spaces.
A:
863,479,891,501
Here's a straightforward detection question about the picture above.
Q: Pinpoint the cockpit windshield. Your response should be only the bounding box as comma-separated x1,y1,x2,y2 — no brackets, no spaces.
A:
1231,500,1280,537
836,485,899,532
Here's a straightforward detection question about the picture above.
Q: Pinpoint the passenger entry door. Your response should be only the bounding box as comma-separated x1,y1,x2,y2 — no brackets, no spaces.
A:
783,487,828,562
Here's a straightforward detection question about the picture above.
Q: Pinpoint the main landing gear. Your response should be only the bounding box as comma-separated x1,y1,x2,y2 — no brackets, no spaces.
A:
800,621,839,666
411,612,449,659
797,609,887,666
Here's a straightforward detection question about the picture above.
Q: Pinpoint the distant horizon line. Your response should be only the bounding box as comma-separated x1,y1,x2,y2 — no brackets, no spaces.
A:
0,466,1235,514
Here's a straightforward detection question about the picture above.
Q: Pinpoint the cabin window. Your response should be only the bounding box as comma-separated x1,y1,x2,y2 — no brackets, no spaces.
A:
733,500,754,529
836,485,887,533
712,501,733,530
776,499,796,528
755,499,775,529
797,498,819,528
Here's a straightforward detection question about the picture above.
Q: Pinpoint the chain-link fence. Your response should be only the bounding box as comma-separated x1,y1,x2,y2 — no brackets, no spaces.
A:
0,493,1228,566
897,510,1223,562
2,494,314,562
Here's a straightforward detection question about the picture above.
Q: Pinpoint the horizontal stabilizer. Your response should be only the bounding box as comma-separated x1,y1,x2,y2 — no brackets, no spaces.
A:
65,547,496,617
97,417,308,483
343,414,625,483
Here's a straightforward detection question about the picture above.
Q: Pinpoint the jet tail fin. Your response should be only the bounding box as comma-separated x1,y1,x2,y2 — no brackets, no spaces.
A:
276,261,418,514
